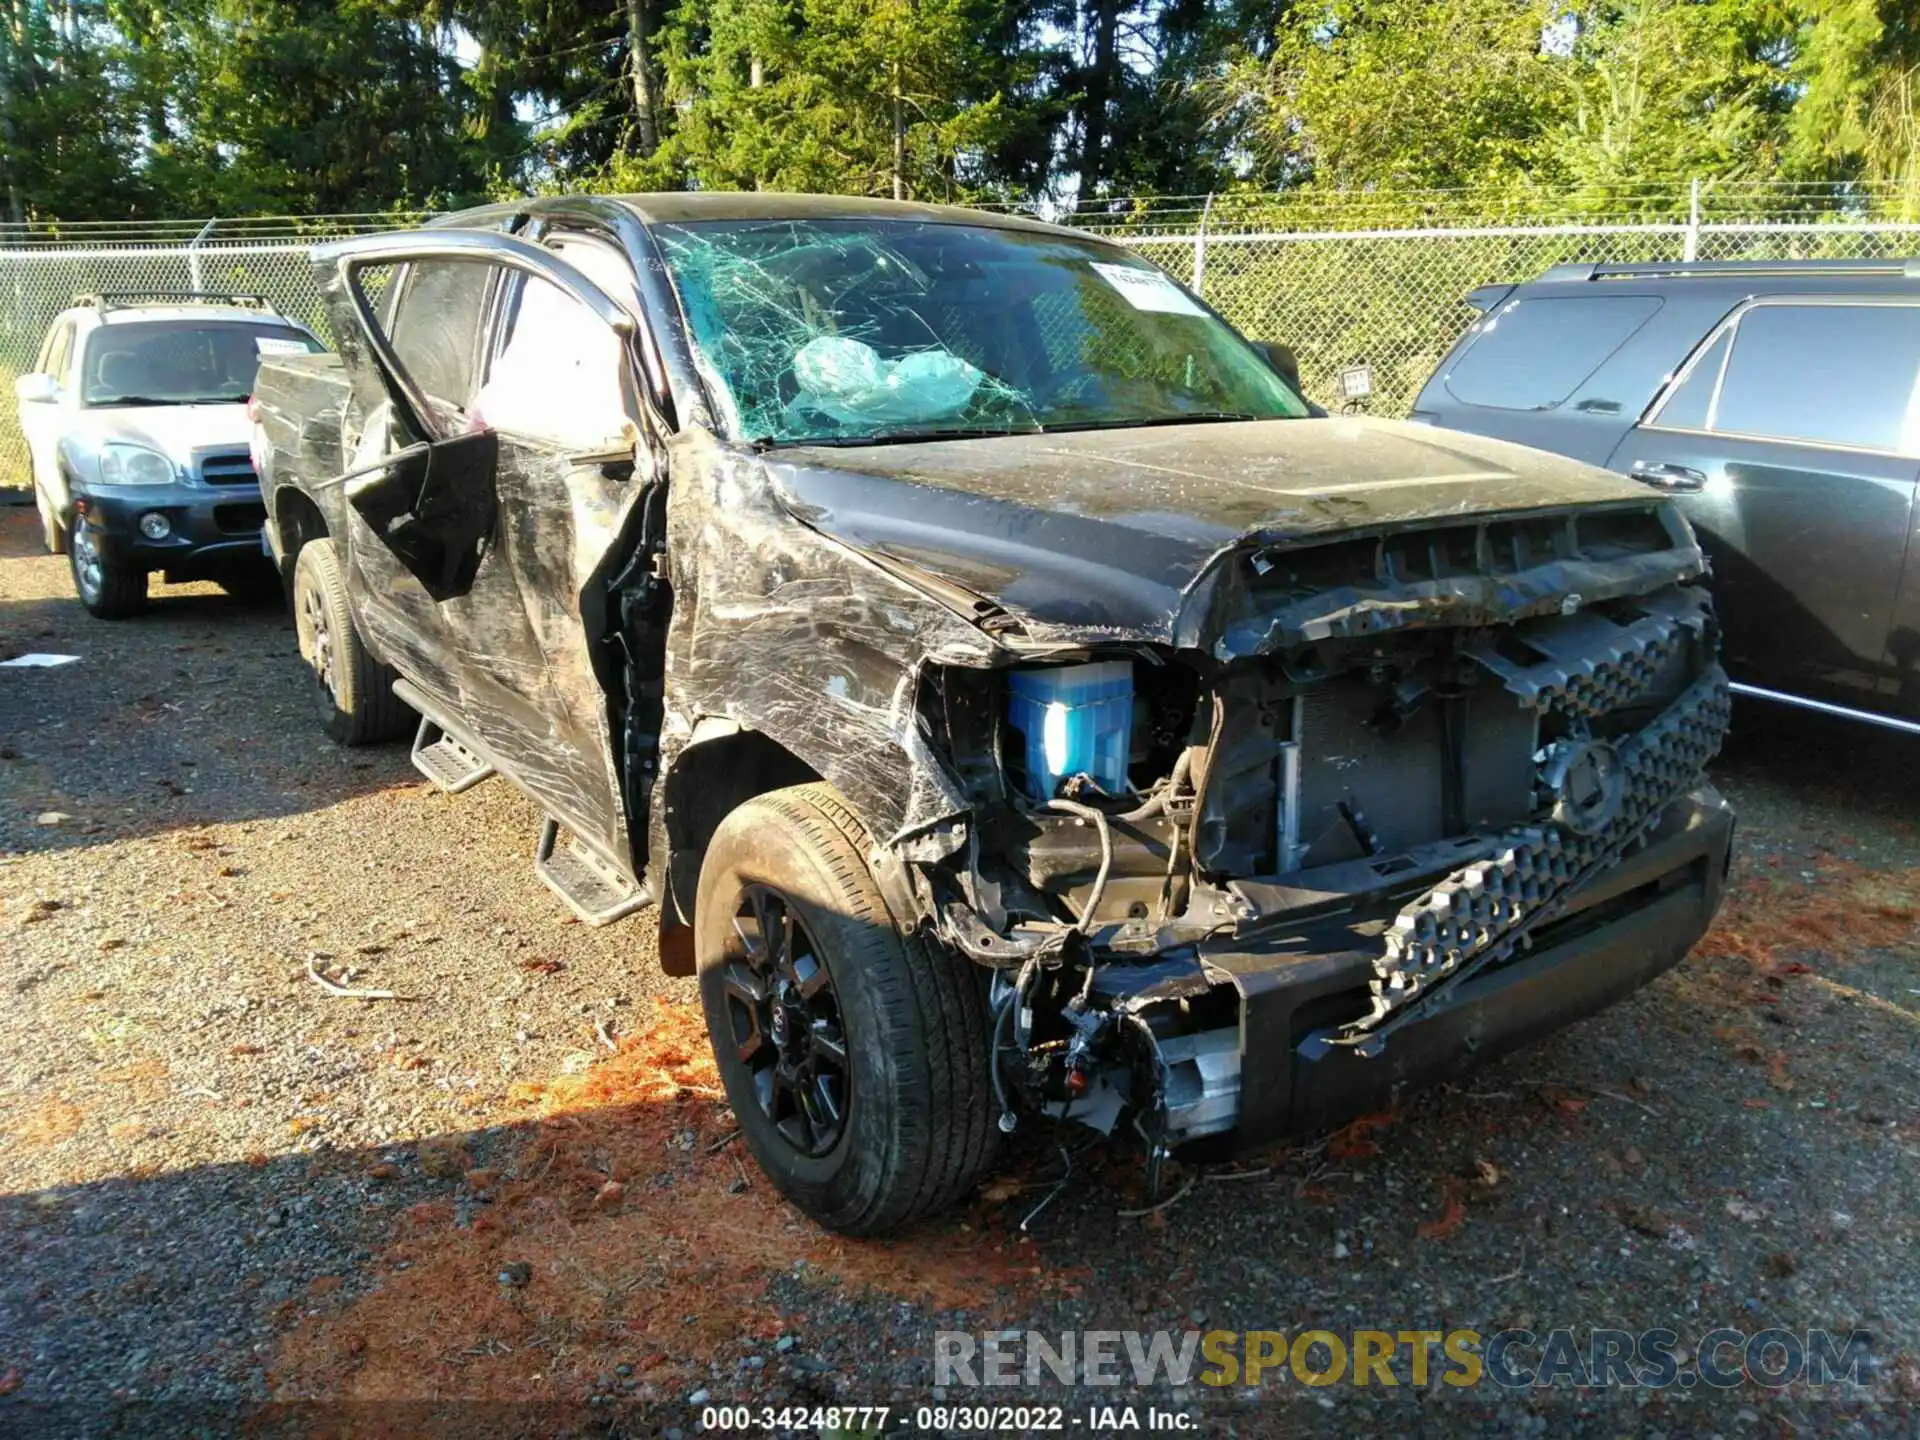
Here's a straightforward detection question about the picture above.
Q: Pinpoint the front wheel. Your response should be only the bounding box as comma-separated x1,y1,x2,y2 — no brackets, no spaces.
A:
695,783,997,1235
291,537,412,745
69,523,146,619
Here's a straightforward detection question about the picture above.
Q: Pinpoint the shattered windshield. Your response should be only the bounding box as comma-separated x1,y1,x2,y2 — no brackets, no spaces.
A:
651,219,1310,446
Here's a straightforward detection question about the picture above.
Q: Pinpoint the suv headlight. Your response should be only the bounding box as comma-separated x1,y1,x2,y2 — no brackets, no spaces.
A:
97,443,175,486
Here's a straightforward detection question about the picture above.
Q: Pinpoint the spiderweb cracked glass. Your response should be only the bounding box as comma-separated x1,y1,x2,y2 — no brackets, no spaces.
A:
653,222,1035,443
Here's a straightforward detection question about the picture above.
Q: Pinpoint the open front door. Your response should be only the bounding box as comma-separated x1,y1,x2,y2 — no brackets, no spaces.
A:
314,230,636,597
309,228,655,880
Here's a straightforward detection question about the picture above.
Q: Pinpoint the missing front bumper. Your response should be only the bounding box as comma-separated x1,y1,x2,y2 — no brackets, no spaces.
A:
1126,787,1733,1150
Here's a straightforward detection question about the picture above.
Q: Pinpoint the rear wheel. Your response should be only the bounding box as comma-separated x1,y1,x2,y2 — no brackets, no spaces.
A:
69,523,146,619
292,537,411,745
695,783,997,1235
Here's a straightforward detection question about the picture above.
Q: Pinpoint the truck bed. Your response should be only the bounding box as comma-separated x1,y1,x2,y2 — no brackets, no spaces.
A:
255,350,356,496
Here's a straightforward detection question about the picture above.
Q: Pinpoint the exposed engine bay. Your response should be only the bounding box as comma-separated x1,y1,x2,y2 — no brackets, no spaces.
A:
916,514,1730,1160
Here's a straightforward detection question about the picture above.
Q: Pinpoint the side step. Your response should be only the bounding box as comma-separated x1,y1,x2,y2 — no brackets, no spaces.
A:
410,717,496,794
535,818,649,926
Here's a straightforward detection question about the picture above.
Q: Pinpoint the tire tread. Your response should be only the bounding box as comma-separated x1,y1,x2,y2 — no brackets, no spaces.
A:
70,527,146,619
708,783,997,1233
295,538,412,745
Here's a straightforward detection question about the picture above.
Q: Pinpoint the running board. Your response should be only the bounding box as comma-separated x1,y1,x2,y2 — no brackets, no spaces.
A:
1729,682,1920,736
535,818,649,926
410,716,495,793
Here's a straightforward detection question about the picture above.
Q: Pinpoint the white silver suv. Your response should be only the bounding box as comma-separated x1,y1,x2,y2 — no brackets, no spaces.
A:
16,291,324,617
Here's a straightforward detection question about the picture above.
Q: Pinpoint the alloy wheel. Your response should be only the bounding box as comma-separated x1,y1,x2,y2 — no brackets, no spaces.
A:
719,884,851,1157
296,578,338,710
70,526,103,604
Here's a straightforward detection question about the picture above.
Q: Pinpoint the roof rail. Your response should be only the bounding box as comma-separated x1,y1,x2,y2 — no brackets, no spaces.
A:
1463,281,1519,313
1533,258,1920,283
1535,263,1598,283
72,290,279,315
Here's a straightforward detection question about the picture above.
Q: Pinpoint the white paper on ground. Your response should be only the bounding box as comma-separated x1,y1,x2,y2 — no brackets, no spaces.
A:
1,653,81,668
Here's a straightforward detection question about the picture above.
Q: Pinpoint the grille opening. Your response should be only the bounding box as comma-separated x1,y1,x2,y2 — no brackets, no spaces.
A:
198,451,258,486
1485,516,1571,571
1381,525,1479,582
1491,630,1550,666
1576,507,1671,560
1251,536,1379,598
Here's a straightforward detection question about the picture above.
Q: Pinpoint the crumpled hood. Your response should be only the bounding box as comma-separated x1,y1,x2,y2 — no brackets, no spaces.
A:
766,417,1666,637
73,402,254,468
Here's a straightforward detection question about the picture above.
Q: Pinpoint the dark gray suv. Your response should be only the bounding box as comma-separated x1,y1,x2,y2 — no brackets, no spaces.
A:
1413,259,1920,733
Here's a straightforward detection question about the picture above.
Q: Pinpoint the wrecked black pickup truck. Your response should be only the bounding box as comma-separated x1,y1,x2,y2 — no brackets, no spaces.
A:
253,194,1734,1235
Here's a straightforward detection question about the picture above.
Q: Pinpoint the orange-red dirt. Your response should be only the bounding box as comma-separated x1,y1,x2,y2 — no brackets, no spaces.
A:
272,999,1082,1404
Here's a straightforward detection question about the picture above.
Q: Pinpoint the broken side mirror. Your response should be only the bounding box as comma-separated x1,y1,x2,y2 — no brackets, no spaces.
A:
343,429,501,601
1251,341,1302,391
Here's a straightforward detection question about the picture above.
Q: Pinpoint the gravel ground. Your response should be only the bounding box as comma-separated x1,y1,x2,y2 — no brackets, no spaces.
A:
3,492,1919,1437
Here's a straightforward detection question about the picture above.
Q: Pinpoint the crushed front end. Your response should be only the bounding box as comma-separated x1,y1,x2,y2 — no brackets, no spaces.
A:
921,500,1734,1160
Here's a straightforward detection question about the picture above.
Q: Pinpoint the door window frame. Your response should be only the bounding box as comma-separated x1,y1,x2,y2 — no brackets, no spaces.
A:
379,260,506,437
325,228,639,450
1641,295,1920,459
478,231,643,452
42,320,75,392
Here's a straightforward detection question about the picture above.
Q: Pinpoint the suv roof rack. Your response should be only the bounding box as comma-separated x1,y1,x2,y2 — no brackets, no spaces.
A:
1536,258,1920,283
73,290,279,315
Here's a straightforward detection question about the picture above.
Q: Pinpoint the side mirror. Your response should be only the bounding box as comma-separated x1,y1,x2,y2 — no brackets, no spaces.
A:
14,372,58,404
1251,341,1302,390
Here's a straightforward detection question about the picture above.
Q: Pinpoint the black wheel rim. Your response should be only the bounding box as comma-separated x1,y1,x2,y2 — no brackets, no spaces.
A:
721,885,850,1158
296,577,338,713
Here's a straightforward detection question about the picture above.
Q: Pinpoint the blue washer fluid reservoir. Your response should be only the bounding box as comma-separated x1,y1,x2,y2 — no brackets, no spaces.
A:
1006,660,1134,801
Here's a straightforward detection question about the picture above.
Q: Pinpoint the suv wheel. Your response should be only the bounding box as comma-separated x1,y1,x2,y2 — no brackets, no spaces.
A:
69,524,146,619
292,537,412,745
695,783,997,1235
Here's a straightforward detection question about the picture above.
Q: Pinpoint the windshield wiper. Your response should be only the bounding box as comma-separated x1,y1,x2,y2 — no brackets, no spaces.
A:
1044,411,1271,433
750,412,1279,451
88,395,178,407
763,425,1043,450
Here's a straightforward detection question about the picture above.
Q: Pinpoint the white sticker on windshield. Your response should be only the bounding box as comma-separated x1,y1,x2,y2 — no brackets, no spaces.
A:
255,337,309,356
1090,262,1206,317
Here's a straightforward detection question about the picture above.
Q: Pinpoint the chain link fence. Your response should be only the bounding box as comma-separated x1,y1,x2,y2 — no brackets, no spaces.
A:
1129,220,1920,421
2,210,1918,487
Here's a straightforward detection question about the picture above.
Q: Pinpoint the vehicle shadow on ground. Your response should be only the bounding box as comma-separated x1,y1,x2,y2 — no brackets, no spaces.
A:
1,505,415,854
0,588,416,855
1716,701,1920,826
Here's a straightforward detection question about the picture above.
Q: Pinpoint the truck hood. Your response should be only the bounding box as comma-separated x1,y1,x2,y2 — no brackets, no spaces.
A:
766,417,1680,644
73,402,254,466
